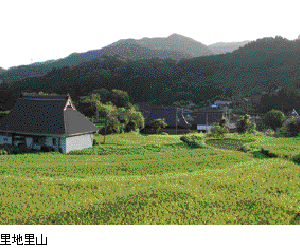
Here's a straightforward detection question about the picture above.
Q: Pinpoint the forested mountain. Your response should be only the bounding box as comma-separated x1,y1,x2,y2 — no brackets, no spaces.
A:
208,41,250,54
0,34,211,84
0,34,245,84
1,36,300,116
137,33,215,57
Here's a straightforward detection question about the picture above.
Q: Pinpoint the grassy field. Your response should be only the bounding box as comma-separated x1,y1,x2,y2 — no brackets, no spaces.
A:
1,132,300,225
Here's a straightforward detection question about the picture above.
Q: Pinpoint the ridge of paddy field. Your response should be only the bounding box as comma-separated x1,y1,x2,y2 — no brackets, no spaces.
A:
1,157,299,225
2,132,300,225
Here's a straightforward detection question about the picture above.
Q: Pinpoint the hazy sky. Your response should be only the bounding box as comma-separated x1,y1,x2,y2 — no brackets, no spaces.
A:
1,0,299,69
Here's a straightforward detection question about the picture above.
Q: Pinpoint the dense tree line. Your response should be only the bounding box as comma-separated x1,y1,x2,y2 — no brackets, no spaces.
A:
0,36,300,114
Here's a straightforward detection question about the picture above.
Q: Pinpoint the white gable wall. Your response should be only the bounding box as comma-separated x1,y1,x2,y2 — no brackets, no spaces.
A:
0,134,93,153
65,134,93,153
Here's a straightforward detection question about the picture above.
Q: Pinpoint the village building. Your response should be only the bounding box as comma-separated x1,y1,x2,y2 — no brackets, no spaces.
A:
136,102,191,134
190,108,236,132
211,100,233,109
0,94,99,153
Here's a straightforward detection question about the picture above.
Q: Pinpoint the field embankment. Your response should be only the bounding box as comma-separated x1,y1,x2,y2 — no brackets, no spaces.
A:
1,132,300,225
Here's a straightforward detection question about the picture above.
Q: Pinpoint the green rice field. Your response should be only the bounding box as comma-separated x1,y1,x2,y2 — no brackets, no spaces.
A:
1,132,300,225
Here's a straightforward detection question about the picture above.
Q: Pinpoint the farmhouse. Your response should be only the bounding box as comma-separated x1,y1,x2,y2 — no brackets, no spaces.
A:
0,94,99,153
191,108,236,132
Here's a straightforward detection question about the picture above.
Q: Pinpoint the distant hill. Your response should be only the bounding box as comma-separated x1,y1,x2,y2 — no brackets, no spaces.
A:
137,33,215,57
2,35,300,116
0,34,203,84
0,34,250,83
208,41,251,54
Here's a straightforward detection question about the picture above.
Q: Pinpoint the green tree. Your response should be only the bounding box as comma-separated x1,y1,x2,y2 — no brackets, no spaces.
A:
219,118,229,128
284,116,300,136
236,114,255,134
150,118,167,134
124,107,145,131
78,93,101,119
263,109,286,131
110,89,130,108
97,102,118,143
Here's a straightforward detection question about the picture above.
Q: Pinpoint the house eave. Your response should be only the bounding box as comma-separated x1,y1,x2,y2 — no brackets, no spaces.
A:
0,130,98,137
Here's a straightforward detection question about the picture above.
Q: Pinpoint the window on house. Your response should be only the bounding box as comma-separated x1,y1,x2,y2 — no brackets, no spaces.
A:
53,138,57,145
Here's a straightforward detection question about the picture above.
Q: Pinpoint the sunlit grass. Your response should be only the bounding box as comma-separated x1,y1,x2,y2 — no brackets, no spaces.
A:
1,132,300,225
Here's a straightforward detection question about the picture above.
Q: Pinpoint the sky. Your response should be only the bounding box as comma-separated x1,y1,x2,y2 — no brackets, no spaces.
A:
1,0,299,70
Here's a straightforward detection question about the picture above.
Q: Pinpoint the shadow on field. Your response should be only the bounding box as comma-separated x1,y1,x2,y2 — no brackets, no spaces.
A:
290,213,300,225
42,188,198,225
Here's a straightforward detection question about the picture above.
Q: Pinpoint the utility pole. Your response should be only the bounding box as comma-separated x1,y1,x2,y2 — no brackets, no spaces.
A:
206,113,208,133
176,108,178,135
103,114,111,144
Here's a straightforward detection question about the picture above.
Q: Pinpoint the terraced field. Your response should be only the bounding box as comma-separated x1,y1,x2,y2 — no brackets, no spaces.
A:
1,132,300,225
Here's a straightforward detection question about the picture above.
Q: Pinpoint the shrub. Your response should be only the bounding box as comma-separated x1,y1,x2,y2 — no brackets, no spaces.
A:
180,135,208,148
248,121,256,134
124,120,140,133
292,153,300,164
219,118,229,128
210,123,229,139
260,148,277,158
149,118,168,134
284,116,300,137
0,144,29,154
238,145,251,153
0,149,8,155
93,139,100,146
264,129,275,136
160,132,168,135
263,110,286,132
99,117,124,135
236,114,255,134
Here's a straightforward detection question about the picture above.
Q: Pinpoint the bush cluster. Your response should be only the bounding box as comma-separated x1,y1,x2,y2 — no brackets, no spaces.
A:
237,145,251,153
149,118,168,134
264,129,275,136
180,135,207,148
207,120,229,139
283,116,300,137
0,144,33,155
236,114,256,134
160,132,168,135
263,110,286,132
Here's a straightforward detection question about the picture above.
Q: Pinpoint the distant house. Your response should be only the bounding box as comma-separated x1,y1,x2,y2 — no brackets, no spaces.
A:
191,108,237,132
191,109,226,132
212,100,233,109
0,94,99,153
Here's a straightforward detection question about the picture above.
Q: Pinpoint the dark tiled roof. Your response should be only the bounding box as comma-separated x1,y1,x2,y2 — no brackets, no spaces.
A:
20,94,69,100
64,109,99,135
145,107,189,126
0,94,99,136
191,112,224,125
